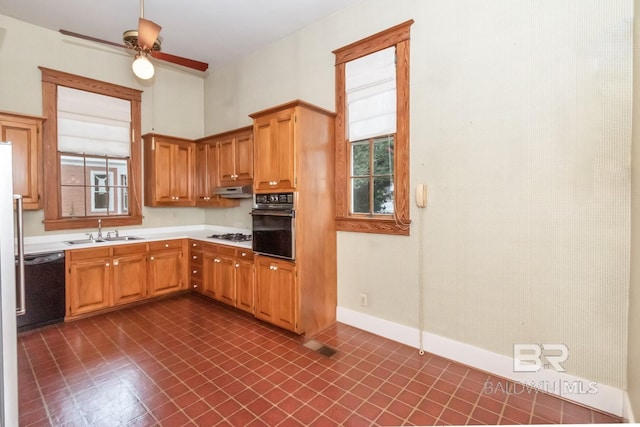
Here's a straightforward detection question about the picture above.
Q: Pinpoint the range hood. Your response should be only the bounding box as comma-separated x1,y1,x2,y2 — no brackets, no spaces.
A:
214,185,253,199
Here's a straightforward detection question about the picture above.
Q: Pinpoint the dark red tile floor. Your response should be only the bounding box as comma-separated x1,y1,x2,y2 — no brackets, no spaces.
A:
17,294,621,426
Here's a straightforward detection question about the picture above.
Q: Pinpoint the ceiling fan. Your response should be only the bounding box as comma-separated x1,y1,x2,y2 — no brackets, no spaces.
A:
59,0,208,79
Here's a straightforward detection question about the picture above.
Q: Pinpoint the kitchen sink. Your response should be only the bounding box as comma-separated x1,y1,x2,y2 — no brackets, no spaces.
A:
65,238,107,245
65,236,144,245
104,236,144,242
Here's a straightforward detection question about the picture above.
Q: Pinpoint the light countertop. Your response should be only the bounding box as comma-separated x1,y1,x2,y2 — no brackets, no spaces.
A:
22,225,252,255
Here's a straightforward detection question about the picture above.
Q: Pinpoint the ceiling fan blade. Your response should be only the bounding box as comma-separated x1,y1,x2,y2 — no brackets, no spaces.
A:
150,51,209,72
59,30,127,49
137,18,161,50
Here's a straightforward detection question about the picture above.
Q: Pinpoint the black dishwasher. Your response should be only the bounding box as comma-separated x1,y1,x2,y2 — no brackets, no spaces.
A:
16,251,66,332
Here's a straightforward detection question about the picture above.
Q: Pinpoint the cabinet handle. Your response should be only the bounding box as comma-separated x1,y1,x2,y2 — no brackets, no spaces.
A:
150,256,155,261
270,265,278,271
165,244,169,248
105,262,110,267
235,263,240,268
193,284,198,289
192,243,197,247
192,270,198,274
192,255,198,260
113,260,119,266
241,252,247,257
214,259,221,263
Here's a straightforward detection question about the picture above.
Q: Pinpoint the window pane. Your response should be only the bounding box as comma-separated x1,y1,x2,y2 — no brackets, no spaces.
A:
60,155,85,186
352,177,370,214
373,176,394,214
89,186,113,215
373,135,394,175
351,140,370,176
60,186,86,217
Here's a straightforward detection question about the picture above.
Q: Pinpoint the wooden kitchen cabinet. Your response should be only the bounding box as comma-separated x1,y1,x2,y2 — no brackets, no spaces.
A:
217,126,253,187
235,250,254,314
0,111,45,209
112,244,148,305
66,247,112,317
143,133,194,206
193,137,239,207
148,240,187,297
251,108,295,191
66,243,149,318
194,242,255,313
250,100,337,337
189,240,204,293
255,255,298,333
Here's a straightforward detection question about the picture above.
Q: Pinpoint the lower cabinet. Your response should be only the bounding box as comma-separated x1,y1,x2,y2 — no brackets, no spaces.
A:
148,240,187,297
112,244,148,305
66,240,183,319
67,248,112,317
254,255,298,333
192,240,255,314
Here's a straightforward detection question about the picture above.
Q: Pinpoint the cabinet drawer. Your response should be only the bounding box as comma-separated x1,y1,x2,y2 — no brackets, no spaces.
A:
148,240,184,252
190,266,203,280
190,249,203,265
68,247,111,262
207,244,236,257
113,243,147,256
236,249,254,261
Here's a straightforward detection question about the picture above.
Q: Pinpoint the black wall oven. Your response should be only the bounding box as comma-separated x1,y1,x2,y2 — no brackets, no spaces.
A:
251,193,295,260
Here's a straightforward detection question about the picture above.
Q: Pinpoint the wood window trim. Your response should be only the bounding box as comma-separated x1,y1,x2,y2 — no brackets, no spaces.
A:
333,20,413,236
40,67,143,231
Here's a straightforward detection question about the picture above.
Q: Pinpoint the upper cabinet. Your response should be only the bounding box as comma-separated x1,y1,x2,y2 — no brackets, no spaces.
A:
143,133,194,207
194,126,253,207
0,111,45,209
251,108,295,192
217,126,253,187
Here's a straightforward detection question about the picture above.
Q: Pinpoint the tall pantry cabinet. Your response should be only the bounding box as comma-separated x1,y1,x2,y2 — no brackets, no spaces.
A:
250,100,337,338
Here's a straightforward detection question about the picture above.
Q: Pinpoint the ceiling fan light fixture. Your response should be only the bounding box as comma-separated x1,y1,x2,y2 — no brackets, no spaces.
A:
132,53,154,79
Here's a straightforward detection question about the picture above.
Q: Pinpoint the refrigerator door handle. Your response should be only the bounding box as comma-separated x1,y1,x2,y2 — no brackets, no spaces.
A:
14,195,25,316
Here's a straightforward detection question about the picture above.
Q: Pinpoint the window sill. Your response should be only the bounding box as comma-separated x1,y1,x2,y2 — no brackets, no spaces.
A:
336,216,410,236
44,216,143,232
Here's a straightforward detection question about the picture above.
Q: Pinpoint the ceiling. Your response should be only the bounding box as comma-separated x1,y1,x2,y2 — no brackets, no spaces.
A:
0,0,362,72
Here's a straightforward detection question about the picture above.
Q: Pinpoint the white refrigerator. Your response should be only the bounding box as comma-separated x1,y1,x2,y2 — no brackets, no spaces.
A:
0,141,20,426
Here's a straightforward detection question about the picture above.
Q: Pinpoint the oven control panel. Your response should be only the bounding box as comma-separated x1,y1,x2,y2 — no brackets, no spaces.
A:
255,193,294,208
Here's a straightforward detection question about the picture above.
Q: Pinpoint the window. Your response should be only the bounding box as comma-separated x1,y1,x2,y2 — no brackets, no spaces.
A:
333,20,413,235
40,67,143,231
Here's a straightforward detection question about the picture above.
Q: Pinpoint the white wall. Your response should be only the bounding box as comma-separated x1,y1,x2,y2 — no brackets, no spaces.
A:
205,0,632,393
0,15,207,236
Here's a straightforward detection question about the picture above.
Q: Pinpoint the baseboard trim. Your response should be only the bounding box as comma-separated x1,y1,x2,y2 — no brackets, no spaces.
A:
623,391,635,423
336,306,624,417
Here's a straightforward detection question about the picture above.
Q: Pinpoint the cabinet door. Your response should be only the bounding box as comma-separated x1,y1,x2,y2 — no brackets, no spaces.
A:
172,142,193,202
195,143,218,204
202,252,220,300
253,112,295,191
113,253,148,305
153,141,175,203
218,137,236,186
217,255,236,306
149,249,184,296
235,259,255,314
253,117,276,190
255,256,297,332
0,117,42,209
234,132,253,184
68,258,111,316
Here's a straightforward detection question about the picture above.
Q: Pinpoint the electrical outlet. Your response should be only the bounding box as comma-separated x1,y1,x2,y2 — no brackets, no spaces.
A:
359,293,368,307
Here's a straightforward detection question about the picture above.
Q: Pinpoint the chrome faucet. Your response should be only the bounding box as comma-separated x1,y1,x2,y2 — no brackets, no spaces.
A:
97,218,103,239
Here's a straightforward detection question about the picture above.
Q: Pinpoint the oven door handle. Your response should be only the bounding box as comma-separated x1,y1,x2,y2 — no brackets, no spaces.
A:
250,210,295,218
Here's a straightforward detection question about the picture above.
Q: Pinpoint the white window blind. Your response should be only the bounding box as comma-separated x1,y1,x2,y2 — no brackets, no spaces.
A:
57,86,131,157
346,46,396,141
